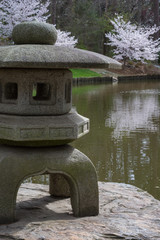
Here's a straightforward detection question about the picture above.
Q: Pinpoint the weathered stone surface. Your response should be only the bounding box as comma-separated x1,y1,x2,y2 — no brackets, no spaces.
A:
12,21,57,45
0,182,159,240
0,68,72,116
49,173,71,197
0,45,122,69
1,21,122,69
0,109,89,146
0,145,98,223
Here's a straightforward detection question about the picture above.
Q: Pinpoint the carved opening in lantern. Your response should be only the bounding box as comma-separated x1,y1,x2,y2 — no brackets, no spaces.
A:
33,83,51,101
5,83,18,100
65,81,71,103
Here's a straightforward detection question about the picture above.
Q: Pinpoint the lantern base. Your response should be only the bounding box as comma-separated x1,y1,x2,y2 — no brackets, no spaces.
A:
0,109,89,146
0,144,99,224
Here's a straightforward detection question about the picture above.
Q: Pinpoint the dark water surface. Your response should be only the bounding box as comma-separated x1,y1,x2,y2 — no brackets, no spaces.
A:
31,81,160,200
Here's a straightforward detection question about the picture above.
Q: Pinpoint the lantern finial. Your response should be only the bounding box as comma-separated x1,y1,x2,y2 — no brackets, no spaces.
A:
12,21,57,45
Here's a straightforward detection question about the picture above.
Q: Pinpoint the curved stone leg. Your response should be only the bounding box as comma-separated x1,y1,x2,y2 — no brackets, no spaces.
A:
48,148,99,217
0,180,16,224
0,145,99,223
49,174,70,197
0,147,46,224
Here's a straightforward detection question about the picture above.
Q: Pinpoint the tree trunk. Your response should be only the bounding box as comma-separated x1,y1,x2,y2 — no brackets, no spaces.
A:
137,0,142,24
111,0,117,12
67,0,74,24
103,0,109,55
103,33,107,55
50,0,57,24
105,0,109,13
152,0,159,38
153,0,159,26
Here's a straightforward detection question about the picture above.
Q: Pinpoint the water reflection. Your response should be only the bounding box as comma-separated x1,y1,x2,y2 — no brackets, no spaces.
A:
105,89,160,138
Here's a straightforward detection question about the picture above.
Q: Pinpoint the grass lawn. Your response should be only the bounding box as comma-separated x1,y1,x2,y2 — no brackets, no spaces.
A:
72,84,104,95
70,69,102,78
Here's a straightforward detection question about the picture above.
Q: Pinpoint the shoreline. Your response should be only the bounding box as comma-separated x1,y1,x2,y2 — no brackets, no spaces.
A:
73,74,160,86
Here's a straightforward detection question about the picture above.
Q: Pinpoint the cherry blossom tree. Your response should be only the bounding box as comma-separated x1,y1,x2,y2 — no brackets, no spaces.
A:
0,0,78,47
56,29,78,47
105,15,160,64
0,0,50,39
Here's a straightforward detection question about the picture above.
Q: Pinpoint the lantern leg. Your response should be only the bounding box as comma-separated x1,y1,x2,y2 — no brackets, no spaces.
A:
48,147,99,217
49,173,70,197
0,145,99,224
0,181,17,224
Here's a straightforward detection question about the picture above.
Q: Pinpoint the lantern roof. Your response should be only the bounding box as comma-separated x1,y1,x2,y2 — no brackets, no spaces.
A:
0,21,122,69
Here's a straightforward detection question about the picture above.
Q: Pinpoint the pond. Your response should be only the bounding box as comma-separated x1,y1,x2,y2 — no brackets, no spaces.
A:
72,80,160,200
30,80,160,201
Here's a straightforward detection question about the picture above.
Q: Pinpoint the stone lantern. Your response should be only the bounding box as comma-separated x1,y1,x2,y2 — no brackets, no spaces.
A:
0,22,121,224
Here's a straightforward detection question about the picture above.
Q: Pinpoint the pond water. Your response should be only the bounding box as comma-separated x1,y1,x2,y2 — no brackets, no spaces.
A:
30,80,160,200
72,80,160,200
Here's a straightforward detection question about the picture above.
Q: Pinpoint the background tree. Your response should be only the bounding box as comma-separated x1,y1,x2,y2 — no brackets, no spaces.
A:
152,0,160,38
52,0,107,52
152,0,159,26
49,0,57,24
56,29,78,47
105,15,160,65
48,0,158,54
0,0,159,53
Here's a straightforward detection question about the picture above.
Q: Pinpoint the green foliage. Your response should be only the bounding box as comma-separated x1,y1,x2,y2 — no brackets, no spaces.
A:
52,0,155,54
70,69,102,78
76,43,88,50
55,0,106,53
72,84,103,95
